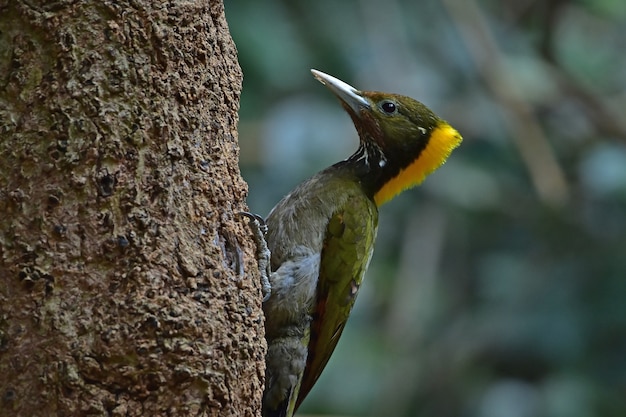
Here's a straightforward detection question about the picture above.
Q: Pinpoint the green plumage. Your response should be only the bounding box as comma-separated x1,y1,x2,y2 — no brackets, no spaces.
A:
296,173,378,410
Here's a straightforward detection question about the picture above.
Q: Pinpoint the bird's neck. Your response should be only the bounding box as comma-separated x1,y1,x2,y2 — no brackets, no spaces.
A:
340,121,461,206
338,140,392,203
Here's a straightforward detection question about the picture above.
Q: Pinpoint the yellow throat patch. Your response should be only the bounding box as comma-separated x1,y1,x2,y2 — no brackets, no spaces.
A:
374,123,462,206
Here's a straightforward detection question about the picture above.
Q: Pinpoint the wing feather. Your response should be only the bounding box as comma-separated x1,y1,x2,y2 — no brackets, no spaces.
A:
295,193,378,409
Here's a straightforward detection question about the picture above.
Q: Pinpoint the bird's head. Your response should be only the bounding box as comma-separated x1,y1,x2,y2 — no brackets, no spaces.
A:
312,69,462,206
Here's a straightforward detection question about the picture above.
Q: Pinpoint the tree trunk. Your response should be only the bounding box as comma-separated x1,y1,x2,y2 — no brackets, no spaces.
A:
0,1,264,416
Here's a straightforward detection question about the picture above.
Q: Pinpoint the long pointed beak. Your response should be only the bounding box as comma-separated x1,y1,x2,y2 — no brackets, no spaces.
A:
311,69,370,115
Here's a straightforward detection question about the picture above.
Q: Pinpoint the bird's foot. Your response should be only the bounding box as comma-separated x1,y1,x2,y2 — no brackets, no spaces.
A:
238,211,272,302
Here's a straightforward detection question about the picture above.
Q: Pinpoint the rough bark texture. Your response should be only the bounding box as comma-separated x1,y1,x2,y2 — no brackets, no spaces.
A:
0,1,265,416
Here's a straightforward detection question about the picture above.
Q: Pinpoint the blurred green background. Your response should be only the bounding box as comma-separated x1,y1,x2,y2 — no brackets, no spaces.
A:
225,0,626,416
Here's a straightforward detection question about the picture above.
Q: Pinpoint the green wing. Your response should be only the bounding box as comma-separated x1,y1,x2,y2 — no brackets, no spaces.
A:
295,193,378,410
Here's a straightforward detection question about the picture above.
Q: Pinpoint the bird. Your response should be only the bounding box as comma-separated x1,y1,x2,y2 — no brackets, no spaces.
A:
256,69,462,417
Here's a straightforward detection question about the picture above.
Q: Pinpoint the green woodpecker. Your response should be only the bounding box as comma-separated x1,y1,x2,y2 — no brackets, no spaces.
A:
257,70,462,417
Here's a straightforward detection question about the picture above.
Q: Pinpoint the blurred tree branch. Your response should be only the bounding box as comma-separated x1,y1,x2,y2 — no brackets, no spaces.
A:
533,0,626,140
441,0,570,207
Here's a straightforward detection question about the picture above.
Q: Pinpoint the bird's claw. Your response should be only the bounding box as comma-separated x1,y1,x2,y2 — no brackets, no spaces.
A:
238,211,272,302
238,211,268,235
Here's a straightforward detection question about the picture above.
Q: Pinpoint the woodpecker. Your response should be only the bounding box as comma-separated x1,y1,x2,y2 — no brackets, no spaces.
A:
253,70,462,417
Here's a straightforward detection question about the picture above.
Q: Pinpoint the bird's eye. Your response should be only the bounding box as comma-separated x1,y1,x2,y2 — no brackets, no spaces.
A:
380,100,398,114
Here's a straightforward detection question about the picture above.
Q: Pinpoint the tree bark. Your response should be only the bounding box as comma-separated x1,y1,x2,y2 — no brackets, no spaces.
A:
0,1,264,416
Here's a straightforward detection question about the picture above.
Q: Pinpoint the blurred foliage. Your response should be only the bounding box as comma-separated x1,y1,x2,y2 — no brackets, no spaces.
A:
225,0,626,416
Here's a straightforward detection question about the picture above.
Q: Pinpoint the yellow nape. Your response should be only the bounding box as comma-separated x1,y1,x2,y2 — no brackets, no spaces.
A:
374,123,462,206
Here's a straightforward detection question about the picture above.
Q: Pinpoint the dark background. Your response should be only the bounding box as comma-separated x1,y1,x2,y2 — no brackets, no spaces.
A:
226,1,626,416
